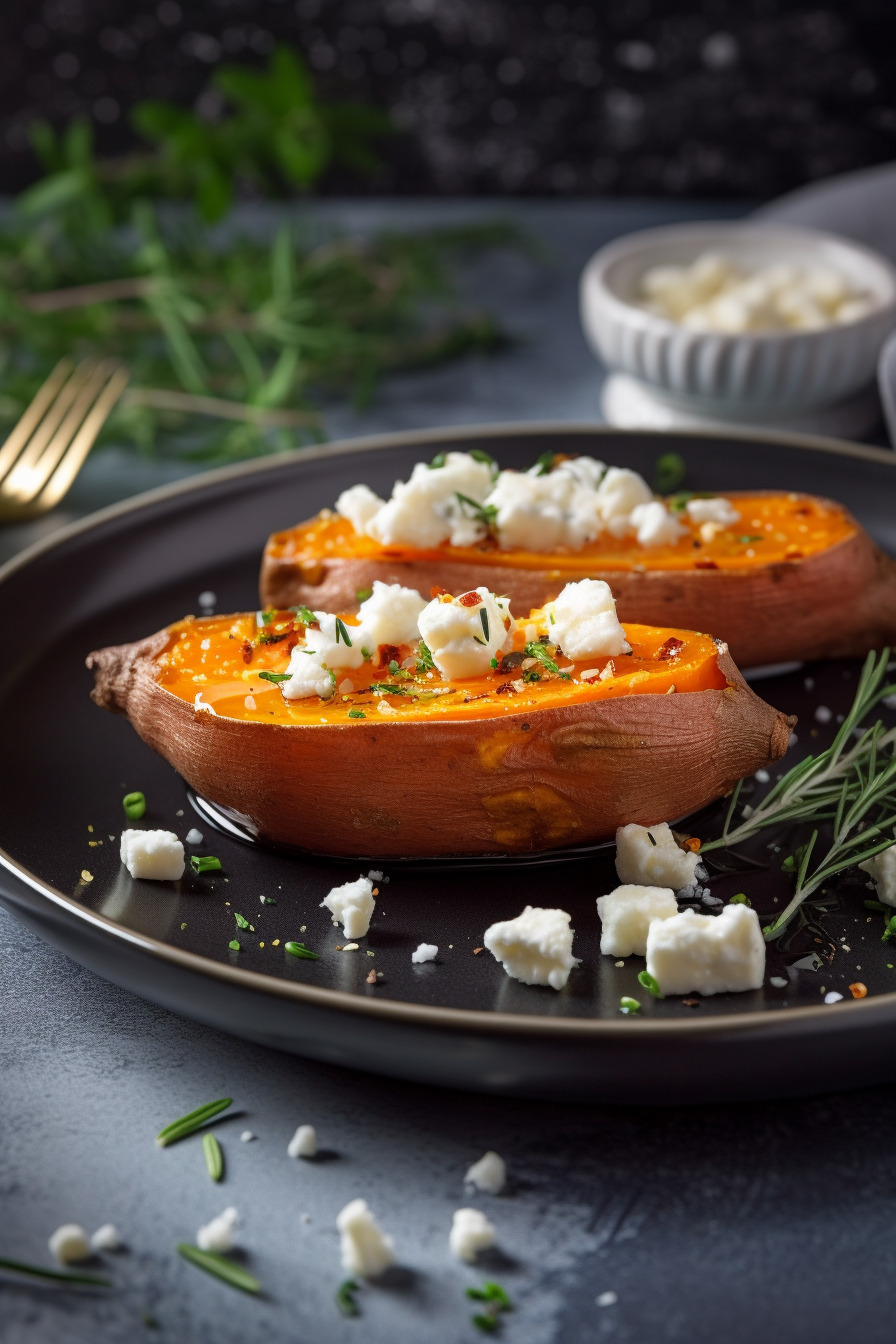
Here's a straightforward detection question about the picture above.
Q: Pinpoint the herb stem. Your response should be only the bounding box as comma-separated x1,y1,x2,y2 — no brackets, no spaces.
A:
0,1256,111,1288
176,1244,261,1294
156,1098,233,1147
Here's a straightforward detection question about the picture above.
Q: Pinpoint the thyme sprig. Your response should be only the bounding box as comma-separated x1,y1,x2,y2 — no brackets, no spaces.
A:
703,649,896,940
0,1256,111,1288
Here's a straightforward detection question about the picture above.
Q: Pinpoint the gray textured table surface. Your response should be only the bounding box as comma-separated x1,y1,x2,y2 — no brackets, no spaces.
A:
3,198,893,1344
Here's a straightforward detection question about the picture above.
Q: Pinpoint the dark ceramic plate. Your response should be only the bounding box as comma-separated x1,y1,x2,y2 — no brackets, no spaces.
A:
2,422,896,1104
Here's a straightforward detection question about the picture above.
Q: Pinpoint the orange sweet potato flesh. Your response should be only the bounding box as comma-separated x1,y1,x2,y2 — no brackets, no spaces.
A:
88,611,793,858
260,491,896,668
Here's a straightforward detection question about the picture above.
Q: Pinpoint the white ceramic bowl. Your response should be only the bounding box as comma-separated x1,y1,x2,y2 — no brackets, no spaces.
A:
580,222,896,417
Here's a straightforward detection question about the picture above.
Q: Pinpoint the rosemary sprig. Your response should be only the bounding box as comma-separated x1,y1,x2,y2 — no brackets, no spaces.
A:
0,1256,111,1288
177,1244,261,1295
703,648,896,940
156,1098,233,1147
202,1133,224,1183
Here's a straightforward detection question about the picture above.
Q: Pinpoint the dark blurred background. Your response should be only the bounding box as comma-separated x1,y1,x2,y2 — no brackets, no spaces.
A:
1,0,894,200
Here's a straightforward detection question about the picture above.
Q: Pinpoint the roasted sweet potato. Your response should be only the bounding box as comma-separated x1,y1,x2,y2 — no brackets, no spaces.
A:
88,610,792,858
261,490,896,668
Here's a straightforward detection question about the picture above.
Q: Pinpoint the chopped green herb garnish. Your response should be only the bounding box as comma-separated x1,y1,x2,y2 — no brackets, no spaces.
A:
738,535,764,544
490,657,499,669
369,682,411,696
865,899,888,912
472,1315,499,1334
646,831,657,847
467,1280,513,1332
335,617,353,647
416,640,435,672
653,451,687,495
428,452,447,469
883,916,896,944
355,587,372,603
260,609,276,625
156,1097,233,1147
260,894,277,905
455,491,498,528
667,489,714,513
229,940,241,952
348,708,366,719
477,608,490,644
285,940,320,960
729,892,751,905
522,669,541,683
637,970,663,998
191,855,223,874
290,605,316,625
524,641,560,674
531,450,555,476
0,1256,111,1288
361,646,372,661
336,1278,361,1317
470,448,498,473
123,791,146,820
202,1132,224,1182
233,911,249,929
257,670,292,685
620,996,641,1013
177,1244,260,1295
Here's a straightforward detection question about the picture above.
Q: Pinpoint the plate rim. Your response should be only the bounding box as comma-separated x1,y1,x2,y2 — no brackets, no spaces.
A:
2,417,896,1041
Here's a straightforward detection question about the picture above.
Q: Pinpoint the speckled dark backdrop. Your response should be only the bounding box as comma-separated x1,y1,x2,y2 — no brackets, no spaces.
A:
1,0,895,198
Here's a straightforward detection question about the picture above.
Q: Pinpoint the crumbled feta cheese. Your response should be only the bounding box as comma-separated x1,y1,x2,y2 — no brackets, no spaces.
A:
335,483,386,533
685,497,740,527
769,976,788,989
364,451,495,549
417,587,512,680
483,905,580,991
596,884,678,958
120,829,185,881
464,1151,506,1195
594,467,654,538
185,828,203,846
449,1208,496,1263
645,903,766,996
615,822,700,892
321,875,376,938
485,460,604,551
545,578,630,661
411,942,438,964
287,1124,317,1159
337,1199,395,1278
628,500,685,547
824,991,844,1004
860,844,896,907
197,1207,239,1253
48,1224,91,1264
90,1224,122,1253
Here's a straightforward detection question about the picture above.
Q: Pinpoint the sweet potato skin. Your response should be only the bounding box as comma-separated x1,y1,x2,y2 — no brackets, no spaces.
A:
260,507,896,669
88,635,792,858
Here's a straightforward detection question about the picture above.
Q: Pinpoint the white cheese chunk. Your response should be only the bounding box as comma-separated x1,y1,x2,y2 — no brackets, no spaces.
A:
417,587,512,680
594,467,654,538
411,942,438,964
356,580,427,650
197,1206,239,1253
335,483,386,533
321,875,376,939
90,1224,123,1252
628,500,685,547
287,1124,317,1159
685,496,740,527
860,844,896,907
48,1224,91,1264
449,1208,496,1263
464,1151,506,1195
337,1199,395,1278
615,822,700,892
596,884,678,958
120,829,185,881
645,903,766,996
483,905,580,991
545,578,630,660
185,828,203,846
364,451,495,549
485,459,605,551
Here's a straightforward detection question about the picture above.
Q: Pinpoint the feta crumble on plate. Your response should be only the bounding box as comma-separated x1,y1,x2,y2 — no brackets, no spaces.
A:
596,884,678,958
48,1224,91,1264
465,1151,506,1195
120,829,185,881
90,1223,123,1252
321,874,377,939
544,578,630,660
197,1206,239,1253
645,903,766,996
860,843,896,907
287,1124,317,1159
615,822,700,892
337,1199,395,1278
411,943,438,964
449,1208,497,1263
417,586,512,680
483,905,580,990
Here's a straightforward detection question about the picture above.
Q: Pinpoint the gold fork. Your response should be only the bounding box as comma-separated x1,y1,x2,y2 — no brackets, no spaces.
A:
0,358,130,521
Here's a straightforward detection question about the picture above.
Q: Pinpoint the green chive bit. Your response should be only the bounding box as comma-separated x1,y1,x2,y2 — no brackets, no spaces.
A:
882,917,896,943
202,1132,224,1182
176,1245,261,1295
233,912,249,929
122,791,146,820
0,1256,111,1287
729,892,751,906
472,1315,499,1333
490,658,498,669
336,1278,360,1317
191,855,223,874
285,941,320,961
865,899,888,912
637,970,664,999
257,671,291,685
619,996,641,1014
467,1283,512,1308
156,1097,233,1147
355,587,373,603
229,940,241,952
348,709,366,719
653,450,687,495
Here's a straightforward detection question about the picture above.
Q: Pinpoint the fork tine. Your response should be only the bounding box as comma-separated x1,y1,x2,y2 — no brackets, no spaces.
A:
28,365,130,514
3,361,118,506
0,361,100,499
0,359,74,481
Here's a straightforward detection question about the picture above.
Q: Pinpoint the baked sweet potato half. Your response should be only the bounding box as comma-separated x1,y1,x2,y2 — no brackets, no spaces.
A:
262,488,896,669
88,608,793,858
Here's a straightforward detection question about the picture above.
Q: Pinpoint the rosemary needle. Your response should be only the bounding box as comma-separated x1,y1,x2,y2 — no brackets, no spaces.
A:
156,1098,233,1147
0,1256,111,1288
202,1132,224,1182
177,1245,261,1294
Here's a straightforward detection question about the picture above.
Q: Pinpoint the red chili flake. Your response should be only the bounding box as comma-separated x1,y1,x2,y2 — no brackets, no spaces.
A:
792,506,811,516
379,644,401,666
656,637,685,661
785,546,804,560
241,640,253,664
458,590,482,607
473,947,484,954
430,585,450,599
366,969,378,984
849,982,868,999
694,558,718,570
